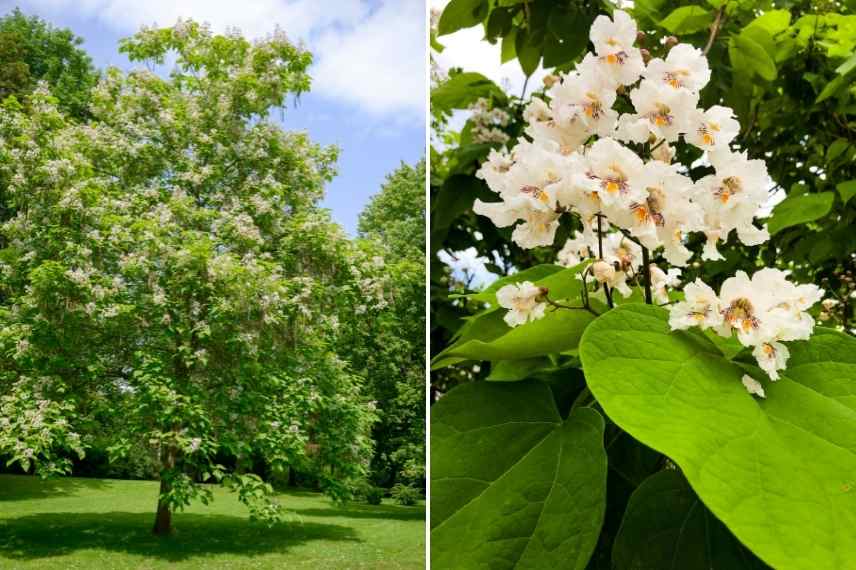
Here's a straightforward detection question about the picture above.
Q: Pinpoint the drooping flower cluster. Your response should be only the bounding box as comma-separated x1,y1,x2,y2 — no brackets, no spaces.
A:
472,10,824,393
474,9,767,265
669,269,823,383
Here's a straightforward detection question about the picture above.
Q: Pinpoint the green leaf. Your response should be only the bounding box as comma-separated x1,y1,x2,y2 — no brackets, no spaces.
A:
438,0,488,36
836,52,856,76
431,72,507,114
733,33,777,80
501,28,517,63
487,357,553,381
816,75,846,103
613,470,768,569
836,180,856,205
828,138,850,162
745,9,792,36
431,381,607,569
515,28,542,77
660,6,713,35
767,192,834,235
432,306,596,368
579,304,856,570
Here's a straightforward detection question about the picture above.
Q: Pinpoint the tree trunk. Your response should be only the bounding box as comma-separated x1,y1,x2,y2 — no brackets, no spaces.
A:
152,477,173,536
153,443,177,536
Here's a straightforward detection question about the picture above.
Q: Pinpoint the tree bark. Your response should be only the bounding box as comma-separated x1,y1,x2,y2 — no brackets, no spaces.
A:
152,477,173,536
152,443,177,536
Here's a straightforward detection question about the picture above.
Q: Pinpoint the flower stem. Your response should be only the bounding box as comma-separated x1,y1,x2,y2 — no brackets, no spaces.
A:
641,245,653,305
596,212,614,309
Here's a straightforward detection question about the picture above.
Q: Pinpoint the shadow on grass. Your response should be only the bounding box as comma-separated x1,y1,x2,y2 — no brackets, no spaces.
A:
295,503,425,521
0,512,360,562
0,475,110,502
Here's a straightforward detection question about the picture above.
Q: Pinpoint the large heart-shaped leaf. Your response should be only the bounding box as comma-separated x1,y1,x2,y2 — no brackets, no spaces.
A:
579,304,856,570
613,469,768,569
431,381,607,568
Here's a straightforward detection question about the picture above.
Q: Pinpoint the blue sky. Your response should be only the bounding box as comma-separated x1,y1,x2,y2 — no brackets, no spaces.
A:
1,0,426,234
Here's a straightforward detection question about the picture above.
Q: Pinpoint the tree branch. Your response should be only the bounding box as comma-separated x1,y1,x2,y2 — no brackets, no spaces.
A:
703,6,725,56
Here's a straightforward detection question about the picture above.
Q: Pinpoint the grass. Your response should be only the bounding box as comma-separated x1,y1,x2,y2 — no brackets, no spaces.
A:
0,474,424,569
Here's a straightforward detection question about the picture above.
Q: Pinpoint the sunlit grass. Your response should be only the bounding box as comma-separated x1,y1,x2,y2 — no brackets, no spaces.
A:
0,474,424,569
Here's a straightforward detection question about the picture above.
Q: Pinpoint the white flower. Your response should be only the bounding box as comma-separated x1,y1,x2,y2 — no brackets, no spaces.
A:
649,265,681,304
511,209,561,248
548,70,618,137
694,149,770,258
588,10,645,85
741,374,766,398
557,232,592,267
685,106,740,151
628,80,699,142
752,341,789,381
591,260,616,285
496,281,547,327
608,160,701,266
523,97,588,153
581,138,646,208
642,43,710,93
668,278,723,331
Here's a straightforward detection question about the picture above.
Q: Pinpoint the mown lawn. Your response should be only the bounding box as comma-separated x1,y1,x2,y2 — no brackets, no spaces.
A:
0,474,424,569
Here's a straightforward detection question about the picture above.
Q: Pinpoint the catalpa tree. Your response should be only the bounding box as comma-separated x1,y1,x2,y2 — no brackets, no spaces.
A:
0,20,374,535
432,9,856,570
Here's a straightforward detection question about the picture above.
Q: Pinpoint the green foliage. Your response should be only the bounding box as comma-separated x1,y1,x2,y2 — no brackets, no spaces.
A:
431,381,606,568
389,483,420,506
434,0,601,78
350,160,426,489
0,9,98,120
359,483,385,505
579,304,856,570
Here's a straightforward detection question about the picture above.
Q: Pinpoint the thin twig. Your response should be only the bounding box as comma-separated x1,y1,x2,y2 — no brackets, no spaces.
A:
641,246,653,305
544,296,599,316
703,6,725,56
617,227,643,247
596,213,614,308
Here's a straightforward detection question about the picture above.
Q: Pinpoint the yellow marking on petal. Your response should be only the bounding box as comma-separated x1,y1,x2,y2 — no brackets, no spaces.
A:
605,181,620,193
703,133,715,146
606,53,619,64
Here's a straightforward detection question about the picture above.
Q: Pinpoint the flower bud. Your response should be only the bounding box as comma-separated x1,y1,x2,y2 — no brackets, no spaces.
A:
665,35,679,48
542,74,559,88
640,48,651,64
822,298,839,310
636,31,646,44
592,261,615,284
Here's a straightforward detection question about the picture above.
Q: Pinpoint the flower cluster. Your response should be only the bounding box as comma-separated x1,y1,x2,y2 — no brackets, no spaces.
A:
474,9,767,265
468,98,511,145
473,10,824,394
669,268,822,383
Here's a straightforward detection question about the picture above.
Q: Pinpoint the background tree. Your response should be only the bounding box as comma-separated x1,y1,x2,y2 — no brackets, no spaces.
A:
351,160,426,490
0,20,375,536
0,8,97,120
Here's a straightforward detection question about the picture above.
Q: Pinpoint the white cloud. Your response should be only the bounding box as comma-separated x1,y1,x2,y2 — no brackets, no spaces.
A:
14,0,425,122
430,0,546,98
312,0,426,123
